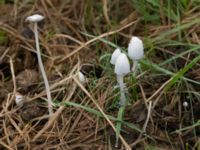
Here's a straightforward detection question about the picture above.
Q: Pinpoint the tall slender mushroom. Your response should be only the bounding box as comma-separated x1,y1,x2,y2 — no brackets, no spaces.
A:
128,36,144,72
114,53,130,105
26,14,53,115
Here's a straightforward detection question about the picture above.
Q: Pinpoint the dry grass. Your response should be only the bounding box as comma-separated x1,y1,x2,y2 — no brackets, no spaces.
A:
0,0,200,149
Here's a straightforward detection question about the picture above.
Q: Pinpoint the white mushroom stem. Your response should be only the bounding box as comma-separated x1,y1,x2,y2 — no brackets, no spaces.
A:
117,75,126,106
132,60,138,73
34,22,53,115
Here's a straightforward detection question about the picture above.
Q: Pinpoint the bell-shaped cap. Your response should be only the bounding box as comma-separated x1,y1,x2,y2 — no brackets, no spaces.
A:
26,14,44,22
110,48,121,65
128,36,144,60
115,53,130,75
78,71,86,83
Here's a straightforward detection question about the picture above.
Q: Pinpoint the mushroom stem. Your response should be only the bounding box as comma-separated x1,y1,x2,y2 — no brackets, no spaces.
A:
34,23,53,115
132,60,138,73
117,75,126,106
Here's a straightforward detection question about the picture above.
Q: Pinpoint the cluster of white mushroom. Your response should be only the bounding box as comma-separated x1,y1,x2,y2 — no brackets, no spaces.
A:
110,36,144,105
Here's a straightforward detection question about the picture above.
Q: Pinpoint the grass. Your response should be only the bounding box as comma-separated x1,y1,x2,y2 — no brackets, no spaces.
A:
55,100,142,133
164,52,200,91
82,17,200,147
0,0,200,149
0,30,8,45
0,0,5,5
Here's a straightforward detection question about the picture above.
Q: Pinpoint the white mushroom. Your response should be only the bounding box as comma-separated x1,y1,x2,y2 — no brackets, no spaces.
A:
15,93,24,106
26,14,44,22
183,101,189,108
78,71,86,83
110,48,121,65
128,36,144,72
114,53,130,105
26,14,53,115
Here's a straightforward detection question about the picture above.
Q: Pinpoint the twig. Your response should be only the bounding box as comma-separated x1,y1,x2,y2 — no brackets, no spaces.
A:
142,101,152,133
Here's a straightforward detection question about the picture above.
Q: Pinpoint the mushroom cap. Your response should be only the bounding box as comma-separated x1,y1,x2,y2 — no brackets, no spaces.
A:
26,14,44,22
183,101,188,107
78,71,86,83
15,93,24,106
128,36,144,60
110,48,121,65
114,53,130,75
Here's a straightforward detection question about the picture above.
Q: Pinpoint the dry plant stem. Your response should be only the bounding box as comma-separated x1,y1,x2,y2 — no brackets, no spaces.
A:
57,20,139,64
131,101,152,148
139,84,154,124
0,47,10,63
142,101,152,133
73,77,131,150
147,78,172,102
102,0,111,25
0,141,12,150
30,64,77,102
0,24,34,50
34,23,53,115
117,75,126,106
33,80,77,141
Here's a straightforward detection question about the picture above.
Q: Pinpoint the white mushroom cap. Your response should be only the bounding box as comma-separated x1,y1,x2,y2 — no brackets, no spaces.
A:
128,36,144,60
183,101,189,107
26,14,44,22
15,93,24,106
110,48,121,65
78,71,86,83
115,53,130,75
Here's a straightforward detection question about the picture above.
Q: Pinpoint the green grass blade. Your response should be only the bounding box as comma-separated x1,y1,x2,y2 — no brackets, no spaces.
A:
173,120,200,134
140,59,200,86
115,105,125,147
164,54,200,91
160,46,200,66
153,19,200,43
54,101,143,133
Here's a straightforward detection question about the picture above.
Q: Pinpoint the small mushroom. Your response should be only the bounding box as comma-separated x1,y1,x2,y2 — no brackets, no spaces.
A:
26,14,44,22
128,36,144,72
110,48,121,65
78,71,86,83
183,101,189,108
15,93,24,106
26,14,53,115
114,53,130,105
